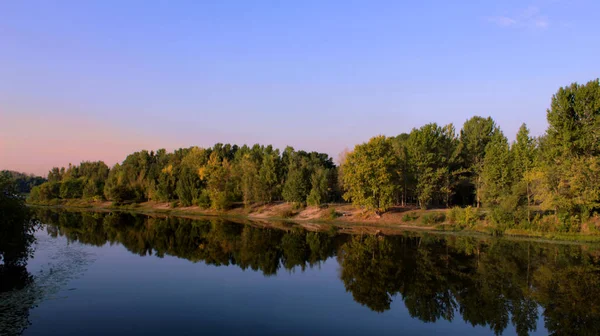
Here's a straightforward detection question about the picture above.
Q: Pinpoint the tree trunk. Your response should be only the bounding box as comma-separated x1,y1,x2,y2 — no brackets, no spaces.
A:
526,182,531,224
476,175,481,208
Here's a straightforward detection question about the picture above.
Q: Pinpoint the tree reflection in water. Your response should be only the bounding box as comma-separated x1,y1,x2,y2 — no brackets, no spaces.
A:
0,175,37,335
33,208,600,336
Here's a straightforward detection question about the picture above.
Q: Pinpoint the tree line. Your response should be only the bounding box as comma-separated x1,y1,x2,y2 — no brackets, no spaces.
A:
28,79,600,231
29,145,339,209
0,170,46,194
341,79,600,230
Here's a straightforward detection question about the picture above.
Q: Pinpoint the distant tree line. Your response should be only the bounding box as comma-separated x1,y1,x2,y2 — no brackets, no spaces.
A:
29,145,339,209
28,79,600,232
0,170,46,194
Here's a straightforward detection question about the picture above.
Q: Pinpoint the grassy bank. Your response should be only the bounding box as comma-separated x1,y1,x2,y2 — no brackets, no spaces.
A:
27,199,600,243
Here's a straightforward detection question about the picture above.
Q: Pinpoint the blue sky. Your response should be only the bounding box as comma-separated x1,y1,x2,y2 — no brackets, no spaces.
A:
1,0,599,174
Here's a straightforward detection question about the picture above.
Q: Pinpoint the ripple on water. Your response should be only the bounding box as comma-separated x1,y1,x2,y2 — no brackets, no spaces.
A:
0,229,95,335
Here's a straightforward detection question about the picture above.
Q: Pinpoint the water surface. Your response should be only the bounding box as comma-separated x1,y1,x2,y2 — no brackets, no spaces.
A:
3,208,600,335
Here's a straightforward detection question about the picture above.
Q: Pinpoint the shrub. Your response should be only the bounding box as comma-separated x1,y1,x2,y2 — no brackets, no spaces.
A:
60,178,84,199
422,212,446,225
306,189,322,206
196,190,211,209
488,206,514,231
210,191,232,211
558,213,581,233
325,208,341,220
291,202,305,211
277,208,296,218
402,212,419,222
448,206,478,228
533,214,558,232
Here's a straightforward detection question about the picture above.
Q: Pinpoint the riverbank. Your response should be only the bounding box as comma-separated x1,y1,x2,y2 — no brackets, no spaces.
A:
28,199,600,243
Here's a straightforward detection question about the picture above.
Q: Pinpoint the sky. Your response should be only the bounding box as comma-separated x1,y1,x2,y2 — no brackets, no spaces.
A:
1,0,599,176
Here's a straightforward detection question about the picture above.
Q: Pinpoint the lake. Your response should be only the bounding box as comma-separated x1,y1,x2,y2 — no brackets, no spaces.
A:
2,208,600,335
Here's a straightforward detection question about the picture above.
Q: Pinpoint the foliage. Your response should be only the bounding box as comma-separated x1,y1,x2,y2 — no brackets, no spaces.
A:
402,212,419,222
341,136,399,213
448,206,478,228
421,212,446,225
458,116,499,208
408,123,459,209
480,131,512,206
324,207,341,220
0,174,36,268
0,170,46,194
24,78,600,234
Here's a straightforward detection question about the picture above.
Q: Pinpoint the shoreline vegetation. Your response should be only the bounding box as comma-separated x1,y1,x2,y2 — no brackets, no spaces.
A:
24,79,600,242
28,201,600,243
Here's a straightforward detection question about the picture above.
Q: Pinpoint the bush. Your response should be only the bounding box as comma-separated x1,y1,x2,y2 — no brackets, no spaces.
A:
402,212,419,222
533,214,558,232
325,208,341,220
27,186,41,203
488,206,514,231
59,178,84,199
196,190,211,209
421,212,446,225
291,202,305,211
448,206,478,228
210,191,232,211
306,189,322,206
558,213,581,233
277,208,296,218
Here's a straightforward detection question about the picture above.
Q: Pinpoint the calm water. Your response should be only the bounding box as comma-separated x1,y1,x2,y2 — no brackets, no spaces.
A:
2,209,600,335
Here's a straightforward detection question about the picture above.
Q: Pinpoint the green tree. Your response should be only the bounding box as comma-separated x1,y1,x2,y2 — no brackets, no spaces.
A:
546,79,600,158
59,178,84,199
408,123,457,209
201,152,236,210
391,134,415,206
176,166,203,206
511,124,536,222
258,151,281,202
342,135,399,213
307,167,329,206
534,79,600,216
481,131,513,206
459,116,498,208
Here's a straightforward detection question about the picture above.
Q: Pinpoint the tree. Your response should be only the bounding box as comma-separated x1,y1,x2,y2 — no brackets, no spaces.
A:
238,153,261,206
282,157,310,203
535,79,600,217
307,167,329,206
59,178,84,199
459,116,499,207
0,175,36,268
342,135,399,213
546,79,600,158
511,124,537,222
481,131,513,207
176,166,203,206
201,152,235,210
391,134,415,206
0,171,46,194
408,123,458,209
258,151,281,203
